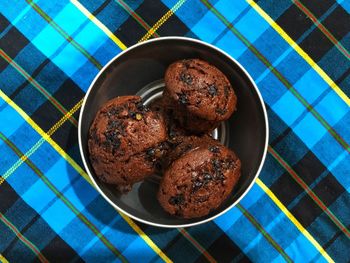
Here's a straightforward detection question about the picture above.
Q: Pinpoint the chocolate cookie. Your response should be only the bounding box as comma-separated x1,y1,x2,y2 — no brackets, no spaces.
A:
88,96,167,192
164,59,237,133
158,141,241,218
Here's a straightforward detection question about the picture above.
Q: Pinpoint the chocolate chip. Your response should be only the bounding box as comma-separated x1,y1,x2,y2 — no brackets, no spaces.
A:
203,173,213,181
104,131,121,150
208,84,217,96
129,112,136,119
169,128,177,139
178,93,189,105
194,180,203,188
215,108,227,115
212,159,221,170
169,194,184,205
146,148,155,156
159,142,169,150
130,111,143,120
136,101,147,112
180,73,193,85
107,107,121,117
108,120,126,135
209,146,220,153
217,173,225,181
155,162,162,171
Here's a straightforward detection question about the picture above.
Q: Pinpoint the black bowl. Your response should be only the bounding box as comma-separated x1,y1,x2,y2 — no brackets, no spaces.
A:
78,37,268,227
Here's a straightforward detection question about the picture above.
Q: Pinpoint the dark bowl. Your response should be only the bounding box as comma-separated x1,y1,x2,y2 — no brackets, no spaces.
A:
78,37,268,228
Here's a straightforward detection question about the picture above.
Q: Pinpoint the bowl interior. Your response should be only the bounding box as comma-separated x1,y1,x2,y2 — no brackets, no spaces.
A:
79,38,267,227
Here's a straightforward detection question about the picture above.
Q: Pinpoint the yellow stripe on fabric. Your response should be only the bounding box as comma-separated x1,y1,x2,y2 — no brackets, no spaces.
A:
70,0,127,51
0,97,83,183
139,0,186,42
247,0,350,107
119,213,172,263
0,255,9,263
256,179,334,263
0,90,90,183
0,90,172,263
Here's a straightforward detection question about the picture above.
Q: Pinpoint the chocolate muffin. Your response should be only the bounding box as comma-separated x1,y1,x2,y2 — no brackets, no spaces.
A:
161,134,214,170
149,98,213,171
158,141,241,218
149,97,189,144
88,96,167,192
164,59,237,133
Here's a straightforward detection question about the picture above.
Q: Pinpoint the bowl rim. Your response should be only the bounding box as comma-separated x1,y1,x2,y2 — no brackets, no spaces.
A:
78,36,269,228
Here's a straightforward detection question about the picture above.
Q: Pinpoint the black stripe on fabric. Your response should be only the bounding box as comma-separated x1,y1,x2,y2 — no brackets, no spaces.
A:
335,67,350,85
299,27,334,62
291,195,324,228
270,126,292,148
139,224,182,260
92,0,112,16
140,219,244,262
136,0,189,37
185,30,200,40
195,233,251,263
270,171,304,206
322,6,350,42
140,224,191,261
52,79,84,113
290,173,345,228
10,59,50,101
275,4,314,40
309,173,345,208
0,13,10,32
156,10,189,37
291,151,327,185
8,0,108,99
0,181,20,214
324,223,350,250
270,136,326,206
265,106,289,147
299,0,334,18
29,78,83,132
30,96,70,133
3,213,42,257
67,143,85,169
136,0,170,26
50,121,79,153
114,17,146,47
42,235,84,262
1,196,77,262
254,0,292,20
0,22,29,59
30,97,79,152
0,26,30,72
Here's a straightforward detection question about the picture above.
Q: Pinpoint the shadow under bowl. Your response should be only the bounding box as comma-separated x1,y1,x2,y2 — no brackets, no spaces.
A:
78,37,268,228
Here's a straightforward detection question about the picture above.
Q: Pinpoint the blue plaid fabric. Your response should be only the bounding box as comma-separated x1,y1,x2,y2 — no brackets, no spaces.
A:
1,0,349,262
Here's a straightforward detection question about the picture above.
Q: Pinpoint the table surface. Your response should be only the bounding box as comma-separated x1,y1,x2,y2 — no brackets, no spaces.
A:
1,0,350,262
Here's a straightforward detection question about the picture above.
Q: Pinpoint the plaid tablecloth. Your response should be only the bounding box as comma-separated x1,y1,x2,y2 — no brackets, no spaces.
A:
1,0,350,262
